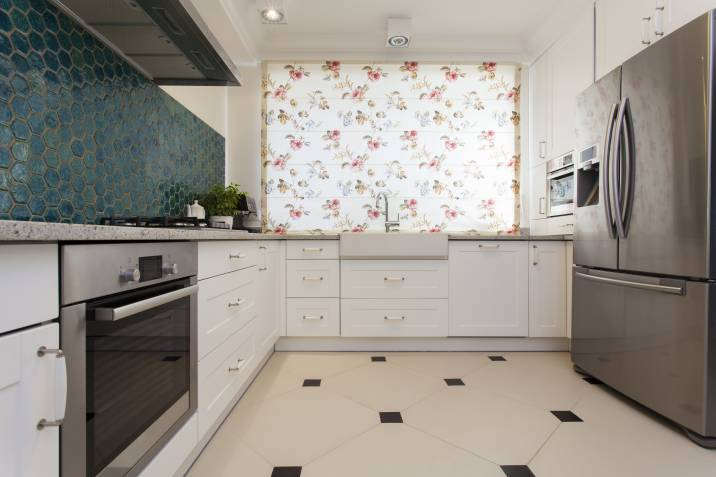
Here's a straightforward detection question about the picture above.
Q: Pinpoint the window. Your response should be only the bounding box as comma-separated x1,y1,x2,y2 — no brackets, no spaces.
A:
262,61,521,233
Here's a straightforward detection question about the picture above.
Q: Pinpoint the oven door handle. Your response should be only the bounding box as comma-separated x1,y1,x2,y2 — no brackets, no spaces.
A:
94,285,198,321
547,168,573,180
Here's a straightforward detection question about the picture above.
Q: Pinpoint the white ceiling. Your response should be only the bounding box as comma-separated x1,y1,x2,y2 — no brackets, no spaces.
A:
184,0,590,66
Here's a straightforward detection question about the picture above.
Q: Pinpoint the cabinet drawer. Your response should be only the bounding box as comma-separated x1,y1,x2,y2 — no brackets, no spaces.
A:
0,244,58,334
341,299,448,337
198,321,256,439
198,267,258,359
286,298,340,336
286,260,340,297
286,240,339,260
341,260,448,299
198,241,258,280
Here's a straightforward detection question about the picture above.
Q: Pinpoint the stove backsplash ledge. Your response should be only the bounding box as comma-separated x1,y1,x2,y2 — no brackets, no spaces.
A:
0,0,225,224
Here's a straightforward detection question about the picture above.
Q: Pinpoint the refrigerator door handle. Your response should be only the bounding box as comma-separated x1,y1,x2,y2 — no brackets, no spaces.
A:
575,272,685,296
603,103,619,238
620,98,636,237
612,97,629,238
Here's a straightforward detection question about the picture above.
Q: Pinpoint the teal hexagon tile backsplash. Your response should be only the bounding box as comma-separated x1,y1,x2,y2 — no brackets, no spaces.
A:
0,0,225,223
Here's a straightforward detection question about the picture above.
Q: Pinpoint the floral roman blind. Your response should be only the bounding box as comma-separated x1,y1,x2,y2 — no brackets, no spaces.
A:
261,61,521,234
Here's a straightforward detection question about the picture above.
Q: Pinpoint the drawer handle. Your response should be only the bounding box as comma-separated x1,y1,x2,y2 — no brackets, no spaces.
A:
37,418,63,430
259,246,267,250
384,315,406,321
259,266,268,271
302,247,324,252
228,358,246,372
303,276,324,281
228,298,246,308
478,244,500,249
229,253,247,259
384,277,405,282
302,315,324,320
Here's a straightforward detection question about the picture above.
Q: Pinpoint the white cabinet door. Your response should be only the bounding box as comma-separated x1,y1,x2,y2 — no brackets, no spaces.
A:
666,0,716,34
530,162,547,221
529,242,567,337
0,323,64,477
531,51,552,165
566,241,574,338
449,242,529,337
550,5,595,158
595,0,655,80
255,242,284,351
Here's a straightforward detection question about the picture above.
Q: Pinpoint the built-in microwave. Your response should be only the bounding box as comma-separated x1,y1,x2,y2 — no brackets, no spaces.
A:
547,152,575,217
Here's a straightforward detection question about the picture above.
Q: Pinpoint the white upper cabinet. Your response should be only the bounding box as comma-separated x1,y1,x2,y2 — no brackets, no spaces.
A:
529,162,548,222
449,242,529,337
528,242,567,337
593,0,714,80
550,5,595,158
531,51,552,166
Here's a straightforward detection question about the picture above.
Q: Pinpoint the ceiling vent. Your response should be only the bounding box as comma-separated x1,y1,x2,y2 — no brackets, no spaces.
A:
386,18,411,48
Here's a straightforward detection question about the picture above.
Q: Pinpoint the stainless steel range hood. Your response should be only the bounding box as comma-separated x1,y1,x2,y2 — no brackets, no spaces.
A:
50,0,240,85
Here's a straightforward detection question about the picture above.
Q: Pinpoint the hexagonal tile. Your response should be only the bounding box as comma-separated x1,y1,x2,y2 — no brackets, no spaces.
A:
11,118,30,139
0,102,11,125
11,162,27,182
303,424,504,477
27,194,45,214
10,203,30,220
10,182,30,203
0,11,12,33
10,9,31,33
404,386,559,465
10,95,30,118
58,198,73,217
0,190,10,212
209,387,378,466
324,363,444,412
11,141,28,161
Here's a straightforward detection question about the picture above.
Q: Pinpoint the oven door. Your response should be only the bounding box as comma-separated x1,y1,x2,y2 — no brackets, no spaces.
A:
547,168,575,217
61,278,197,477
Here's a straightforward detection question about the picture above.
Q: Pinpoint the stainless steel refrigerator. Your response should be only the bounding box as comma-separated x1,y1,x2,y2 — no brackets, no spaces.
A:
572,11,716,447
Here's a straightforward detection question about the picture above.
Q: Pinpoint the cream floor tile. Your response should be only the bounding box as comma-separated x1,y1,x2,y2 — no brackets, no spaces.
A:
500,351,574,370
270,352,370,379
530,387,716,477
219,386,379,466
462,355,593,410
384,352,490,378
302,423,505,477
239,354,305,407
187,439,271,477
324,362,444,411
404,386,559,465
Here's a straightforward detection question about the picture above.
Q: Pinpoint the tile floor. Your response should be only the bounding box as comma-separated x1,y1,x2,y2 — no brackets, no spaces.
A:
187,352,716,477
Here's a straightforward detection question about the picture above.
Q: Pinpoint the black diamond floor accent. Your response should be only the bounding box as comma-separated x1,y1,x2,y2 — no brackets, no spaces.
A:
379,411,403,423
489,355,507,362
161,356,181,362
271,466,302,477
551,410,583,422
371,356,387,362
444,378,465,386
302,379,321,387
583,376,603,385
501,465,536,477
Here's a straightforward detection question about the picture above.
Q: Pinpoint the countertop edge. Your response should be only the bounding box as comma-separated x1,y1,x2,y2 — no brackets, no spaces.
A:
0,221,572,242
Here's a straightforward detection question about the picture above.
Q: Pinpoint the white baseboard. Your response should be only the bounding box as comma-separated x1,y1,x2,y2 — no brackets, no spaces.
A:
275,336,569,352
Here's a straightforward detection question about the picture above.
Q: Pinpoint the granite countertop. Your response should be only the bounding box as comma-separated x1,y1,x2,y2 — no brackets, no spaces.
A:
0,220,572,242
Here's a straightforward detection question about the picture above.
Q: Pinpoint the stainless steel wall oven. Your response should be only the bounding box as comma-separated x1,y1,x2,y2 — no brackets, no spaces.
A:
547,152,575,217
60,242,198,477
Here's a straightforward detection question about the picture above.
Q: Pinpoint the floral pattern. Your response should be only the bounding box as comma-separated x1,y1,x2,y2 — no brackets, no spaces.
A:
261,61,521,233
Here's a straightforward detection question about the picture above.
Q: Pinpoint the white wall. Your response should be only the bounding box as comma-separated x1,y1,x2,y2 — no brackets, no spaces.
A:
160,85,228,137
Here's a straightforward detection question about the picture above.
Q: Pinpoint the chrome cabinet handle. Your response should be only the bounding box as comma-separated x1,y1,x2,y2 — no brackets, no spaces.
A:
229,253,247,259
228,358,246,372
37,346,68,431
302,276,324,281
384,315,406,321
258,266,268,271
478,243,500,249
654,6,664,36
94,285,198,321
302,315,324,320
641,16,652,44
259,245,267,250
228,298,246,308
538,141,546,158
539,197,546,215
302,247,323,252
384,277,405,282
532,244,539,266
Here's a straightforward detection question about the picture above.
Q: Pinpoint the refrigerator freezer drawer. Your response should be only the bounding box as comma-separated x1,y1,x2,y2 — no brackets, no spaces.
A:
571,267,716,436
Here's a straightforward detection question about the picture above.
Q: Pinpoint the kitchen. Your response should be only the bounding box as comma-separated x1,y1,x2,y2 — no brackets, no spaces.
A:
1,1,716,476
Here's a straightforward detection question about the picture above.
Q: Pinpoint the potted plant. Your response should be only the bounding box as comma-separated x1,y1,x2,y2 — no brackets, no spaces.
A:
201,183,246,229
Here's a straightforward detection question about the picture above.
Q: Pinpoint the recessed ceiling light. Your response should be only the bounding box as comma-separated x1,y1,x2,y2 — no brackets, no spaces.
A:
261,8,284,23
